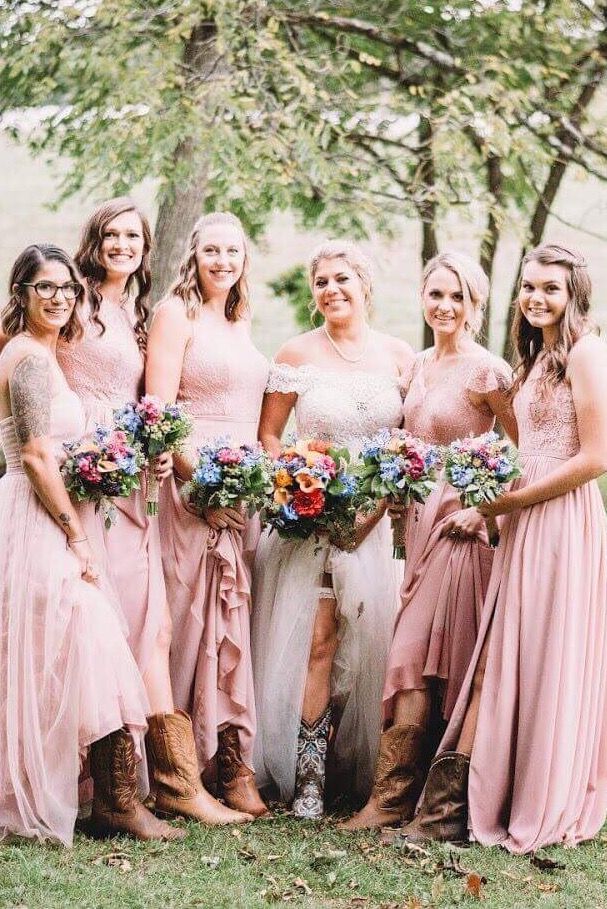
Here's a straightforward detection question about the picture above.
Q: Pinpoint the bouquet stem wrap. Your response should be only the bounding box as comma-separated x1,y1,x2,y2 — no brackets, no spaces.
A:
390,509,408,560
146,468,160,516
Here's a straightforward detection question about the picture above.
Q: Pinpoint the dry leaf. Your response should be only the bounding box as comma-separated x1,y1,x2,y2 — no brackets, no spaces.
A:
326,871,337,887
403,899,423,909
537,882,559,892
293,877,312,895
465,872,485,899
530,855,565,872
267,854,283,861
200,855,221,868
348,878,360,890
91,851,132,873
238,848,257,862
431,873,445,901
231,827,243,839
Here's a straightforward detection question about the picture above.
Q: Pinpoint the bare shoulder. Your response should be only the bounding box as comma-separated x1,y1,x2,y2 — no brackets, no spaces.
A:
373,330,415,373
274,330,322,367
569,331,606,364
151,297,190,329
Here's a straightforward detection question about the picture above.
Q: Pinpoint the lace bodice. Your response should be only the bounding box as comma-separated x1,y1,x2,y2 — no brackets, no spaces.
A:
403,350,512,445
176,312,268,447
267,361,404,450
514,359,579,459
57,300,144,413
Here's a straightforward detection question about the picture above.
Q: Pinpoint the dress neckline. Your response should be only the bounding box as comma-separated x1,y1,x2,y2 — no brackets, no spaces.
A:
272,359,400,384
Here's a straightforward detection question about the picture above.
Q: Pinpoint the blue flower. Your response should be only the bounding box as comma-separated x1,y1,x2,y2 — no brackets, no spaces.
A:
116,455,139,476
194,463,222,485
337,474,357,497
281,503,299,521
379,460,401,482
449,465,476,488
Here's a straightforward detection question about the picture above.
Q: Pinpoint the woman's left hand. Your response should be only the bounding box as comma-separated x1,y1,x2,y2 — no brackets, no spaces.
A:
440,507,487,541
477,492,517,519
153,451,173,481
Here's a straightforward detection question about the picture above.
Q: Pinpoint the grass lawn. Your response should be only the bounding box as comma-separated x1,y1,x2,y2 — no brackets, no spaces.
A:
1,812,606,909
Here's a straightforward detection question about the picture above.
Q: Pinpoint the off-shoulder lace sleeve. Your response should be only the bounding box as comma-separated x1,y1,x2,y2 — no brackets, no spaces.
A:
265,361,312,395
466,356,513,395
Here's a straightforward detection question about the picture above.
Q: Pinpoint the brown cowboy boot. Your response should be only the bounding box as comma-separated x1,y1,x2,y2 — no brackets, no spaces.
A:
90,728,185,841
397,751,470,843
145,710,253,825
339,723,429,831
216,726,270,818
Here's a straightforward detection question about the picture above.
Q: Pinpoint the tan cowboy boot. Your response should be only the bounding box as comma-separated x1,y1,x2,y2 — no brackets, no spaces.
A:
339,723,429,831
145,710,253,825
90,728,186,841
217,725,270,818
397,751,470,843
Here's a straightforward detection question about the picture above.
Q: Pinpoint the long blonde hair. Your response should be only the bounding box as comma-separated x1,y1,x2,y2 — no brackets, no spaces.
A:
511,243,594,397
169,212,250,321
422,252,489,336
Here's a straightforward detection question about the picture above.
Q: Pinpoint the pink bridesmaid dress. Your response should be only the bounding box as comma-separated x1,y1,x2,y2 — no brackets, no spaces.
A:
383,350,512,724
440,348,607,852
0,341,148,847
159,311,268,769
57,300,166,677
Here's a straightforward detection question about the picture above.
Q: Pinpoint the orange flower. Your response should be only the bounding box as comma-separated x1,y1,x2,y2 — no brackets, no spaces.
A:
296,472,325,492
305,450,324,467
275,468,292,488
308,439,330,454
274,487,293,505
387,436,404,453
97,459,119,473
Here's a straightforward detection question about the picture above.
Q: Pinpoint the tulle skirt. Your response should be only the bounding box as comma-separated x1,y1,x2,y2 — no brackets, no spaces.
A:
0,473,149,847
251,516,403,802
439,455,607,853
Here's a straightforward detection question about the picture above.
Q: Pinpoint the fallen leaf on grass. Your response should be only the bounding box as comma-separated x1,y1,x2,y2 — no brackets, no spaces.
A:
326,871,337,887
347,898,369,906
348,878,360,890
293,877,312,895
465,872,485,899
537,882,560,892
530,855,565,872
431,872,445,901
231,827,243,839
200,855,221,869
238,848,257,862
267,854,284,862
91,851,132,873
441,851,488,883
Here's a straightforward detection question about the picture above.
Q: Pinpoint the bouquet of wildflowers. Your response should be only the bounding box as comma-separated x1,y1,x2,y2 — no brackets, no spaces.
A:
114,395,193,515
183,441,273,519
261,439,359,544
62,426,145,529
443,431,521,547
356,428,443,558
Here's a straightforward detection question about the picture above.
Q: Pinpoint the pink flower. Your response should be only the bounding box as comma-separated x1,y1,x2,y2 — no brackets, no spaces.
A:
315,455,336,477
137,395,162,424
216,448,244,465
405,452,425,480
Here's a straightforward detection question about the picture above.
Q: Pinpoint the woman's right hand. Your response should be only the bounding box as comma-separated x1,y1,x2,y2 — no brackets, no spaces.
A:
202,506,246,532
68,539,101,584
386,501,408,520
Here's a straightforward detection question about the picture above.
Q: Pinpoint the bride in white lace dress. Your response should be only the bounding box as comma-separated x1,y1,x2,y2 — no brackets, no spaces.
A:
251,241,414,816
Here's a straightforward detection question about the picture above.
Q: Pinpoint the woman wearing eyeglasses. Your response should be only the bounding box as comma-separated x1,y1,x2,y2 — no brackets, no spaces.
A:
0,244,150,846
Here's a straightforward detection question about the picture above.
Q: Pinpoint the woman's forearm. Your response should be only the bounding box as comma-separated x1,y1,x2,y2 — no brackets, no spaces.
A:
22,451,88,540
508,451,607,512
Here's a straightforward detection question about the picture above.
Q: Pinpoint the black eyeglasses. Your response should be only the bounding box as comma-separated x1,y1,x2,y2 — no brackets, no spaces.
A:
21,281,83,302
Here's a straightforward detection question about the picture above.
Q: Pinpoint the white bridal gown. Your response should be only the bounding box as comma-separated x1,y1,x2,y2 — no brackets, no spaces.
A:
251,361,404,803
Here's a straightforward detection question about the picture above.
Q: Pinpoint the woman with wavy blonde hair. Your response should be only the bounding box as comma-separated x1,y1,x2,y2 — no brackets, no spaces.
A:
146,211,269,819
342,250,516,831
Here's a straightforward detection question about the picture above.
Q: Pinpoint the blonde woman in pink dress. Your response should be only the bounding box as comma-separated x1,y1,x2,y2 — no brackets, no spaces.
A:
59,198,242,831
146,211,269,819
342,252,516,831
402,244,607,853
0,244,150,846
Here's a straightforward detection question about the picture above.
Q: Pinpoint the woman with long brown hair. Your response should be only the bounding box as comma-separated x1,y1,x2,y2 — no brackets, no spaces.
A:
58,198,246,835
402,244,607,853
146,211,269,819
0,244,149,845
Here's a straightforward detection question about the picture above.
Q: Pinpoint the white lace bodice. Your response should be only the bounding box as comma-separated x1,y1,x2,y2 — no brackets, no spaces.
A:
267,361,404,450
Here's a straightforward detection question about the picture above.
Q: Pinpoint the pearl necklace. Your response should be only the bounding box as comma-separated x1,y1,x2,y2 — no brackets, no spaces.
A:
323,324,370,363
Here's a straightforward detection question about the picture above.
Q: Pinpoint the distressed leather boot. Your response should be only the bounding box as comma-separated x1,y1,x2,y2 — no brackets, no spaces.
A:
217,725,270,818
339,723,428,831
90,728,185,841
146,710,253,825
398,750,470,843
292,707,331,819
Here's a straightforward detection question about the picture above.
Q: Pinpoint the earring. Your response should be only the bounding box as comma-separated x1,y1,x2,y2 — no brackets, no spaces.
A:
464,320,471,332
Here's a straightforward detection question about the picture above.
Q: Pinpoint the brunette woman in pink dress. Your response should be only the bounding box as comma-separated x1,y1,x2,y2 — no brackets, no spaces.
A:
402,244,607,853
58,198,245,830
343,252,516,831
146,211,269,819
0,244,150,846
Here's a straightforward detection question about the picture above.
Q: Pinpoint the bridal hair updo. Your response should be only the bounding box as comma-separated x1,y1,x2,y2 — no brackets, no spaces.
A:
75,197,152,350
511,243,594,396
2,244,85,342
422,251,489,336
308,240,374,313
170,211,250,321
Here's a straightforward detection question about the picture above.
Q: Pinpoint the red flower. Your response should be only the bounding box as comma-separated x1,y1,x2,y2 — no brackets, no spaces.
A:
406,452,425,480
292,488,325,518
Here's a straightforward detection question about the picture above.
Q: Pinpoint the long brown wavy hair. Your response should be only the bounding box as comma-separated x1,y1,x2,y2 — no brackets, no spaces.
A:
169,212,250,321
2,244,85,342
75,197,152,349
511,243,595,398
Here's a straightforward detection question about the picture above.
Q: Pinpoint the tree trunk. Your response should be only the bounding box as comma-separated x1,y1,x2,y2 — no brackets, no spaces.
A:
417,116,438,349
479,152,503,346
150,22,222,302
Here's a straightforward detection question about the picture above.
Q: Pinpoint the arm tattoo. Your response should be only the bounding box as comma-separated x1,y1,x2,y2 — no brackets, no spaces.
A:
9,355,52,444
58,512,71,528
